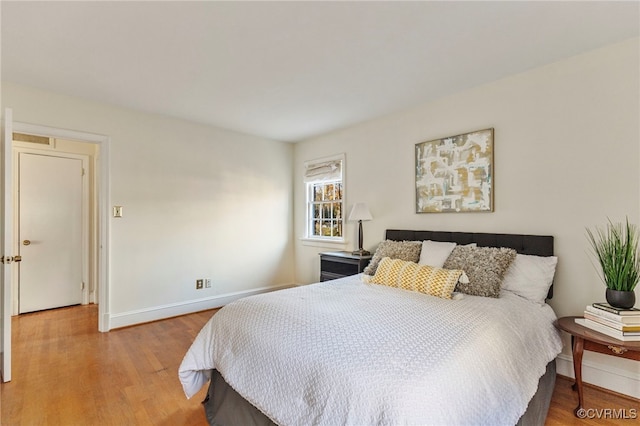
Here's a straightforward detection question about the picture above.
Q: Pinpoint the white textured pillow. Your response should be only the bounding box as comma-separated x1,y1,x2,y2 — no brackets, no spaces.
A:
418,240,457,267
501,254,558,304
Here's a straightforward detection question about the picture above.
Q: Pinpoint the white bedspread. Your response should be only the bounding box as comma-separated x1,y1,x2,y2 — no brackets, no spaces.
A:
179,274,562,425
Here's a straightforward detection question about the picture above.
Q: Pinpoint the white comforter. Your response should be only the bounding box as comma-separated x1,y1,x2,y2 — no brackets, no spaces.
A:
179,274,562,425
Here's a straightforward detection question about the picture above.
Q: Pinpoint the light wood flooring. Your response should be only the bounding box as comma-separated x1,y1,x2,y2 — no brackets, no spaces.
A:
1,305,638,425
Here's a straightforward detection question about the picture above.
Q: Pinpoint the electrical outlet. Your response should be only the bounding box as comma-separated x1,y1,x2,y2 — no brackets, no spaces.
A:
205,279,211,288
196,279,204,290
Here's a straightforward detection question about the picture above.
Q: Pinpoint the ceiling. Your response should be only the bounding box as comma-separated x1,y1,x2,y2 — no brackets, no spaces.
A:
2,1,638,142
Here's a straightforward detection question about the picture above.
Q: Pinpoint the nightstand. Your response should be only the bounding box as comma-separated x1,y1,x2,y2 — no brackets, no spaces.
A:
319,251,372,282
555,316,640,416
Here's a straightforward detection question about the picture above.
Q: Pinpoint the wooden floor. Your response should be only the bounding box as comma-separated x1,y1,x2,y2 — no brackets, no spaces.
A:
546,377,638,426
1,305,638,425
1,305,214,425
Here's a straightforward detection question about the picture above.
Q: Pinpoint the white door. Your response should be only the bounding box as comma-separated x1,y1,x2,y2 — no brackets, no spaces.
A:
18,153,83,313
1,108,14,382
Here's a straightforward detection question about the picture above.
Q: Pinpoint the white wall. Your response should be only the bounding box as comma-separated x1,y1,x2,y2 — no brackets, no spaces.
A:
2,82,295,327
294,38,640,397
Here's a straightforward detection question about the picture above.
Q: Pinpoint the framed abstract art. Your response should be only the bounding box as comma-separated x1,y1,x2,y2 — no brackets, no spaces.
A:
415,128,494,213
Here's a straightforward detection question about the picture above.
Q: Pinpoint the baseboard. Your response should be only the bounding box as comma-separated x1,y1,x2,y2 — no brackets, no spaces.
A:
556,353,640,399
108,283,295,330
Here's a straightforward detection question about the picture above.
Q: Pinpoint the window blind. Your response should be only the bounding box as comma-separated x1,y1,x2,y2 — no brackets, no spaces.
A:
304,158,342,183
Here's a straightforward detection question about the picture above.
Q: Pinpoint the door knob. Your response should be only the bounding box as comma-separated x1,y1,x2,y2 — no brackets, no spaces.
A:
23,240,31,246
13,255,22,262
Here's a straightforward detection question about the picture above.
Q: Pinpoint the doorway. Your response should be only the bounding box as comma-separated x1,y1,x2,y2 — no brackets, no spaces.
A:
10,122,110,332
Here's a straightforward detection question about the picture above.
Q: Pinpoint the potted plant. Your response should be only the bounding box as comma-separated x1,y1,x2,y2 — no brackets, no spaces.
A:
586,218,639,309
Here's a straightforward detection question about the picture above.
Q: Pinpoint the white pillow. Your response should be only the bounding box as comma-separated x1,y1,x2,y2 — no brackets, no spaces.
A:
418,240,457,267
501,254,558,304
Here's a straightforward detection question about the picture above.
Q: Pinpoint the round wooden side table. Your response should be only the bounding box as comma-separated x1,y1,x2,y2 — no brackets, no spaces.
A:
555,316,640,417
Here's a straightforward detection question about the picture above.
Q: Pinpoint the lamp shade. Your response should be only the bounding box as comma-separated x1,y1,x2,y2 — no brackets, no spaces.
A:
348,203,373,221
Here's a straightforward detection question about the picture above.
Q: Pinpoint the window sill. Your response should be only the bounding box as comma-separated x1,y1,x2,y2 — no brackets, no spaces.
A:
300,237,348,249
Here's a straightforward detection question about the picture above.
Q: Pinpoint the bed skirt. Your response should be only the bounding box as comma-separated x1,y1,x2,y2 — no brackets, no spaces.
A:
202,360,557,426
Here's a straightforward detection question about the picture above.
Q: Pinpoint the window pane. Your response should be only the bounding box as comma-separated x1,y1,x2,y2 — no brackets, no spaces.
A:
313,185,323,201
325,184,333,200
321,220,332,236
336,220,342,237
333,203,341,219
328,185,337,201
322,204,331,219
335,183,343,200
313,220,321,236
313,204,320,219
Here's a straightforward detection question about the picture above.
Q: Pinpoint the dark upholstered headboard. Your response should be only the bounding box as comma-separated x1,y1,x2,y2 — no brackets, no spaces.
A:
385,229,555,298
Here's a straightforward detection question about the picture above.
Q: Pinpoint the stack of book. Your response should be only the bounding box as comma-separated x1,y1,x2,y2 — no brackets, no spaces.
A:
577,303,640,341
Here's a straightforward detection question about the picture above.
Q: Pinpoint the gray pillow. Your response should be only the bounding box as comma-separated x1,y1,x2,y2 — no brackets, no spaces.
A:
363,240,422,276
443,246,517,298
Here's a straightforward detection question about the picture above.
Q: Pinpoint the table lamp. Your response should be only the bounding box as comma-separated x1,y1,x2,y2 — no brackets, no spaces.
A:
348,203,373,256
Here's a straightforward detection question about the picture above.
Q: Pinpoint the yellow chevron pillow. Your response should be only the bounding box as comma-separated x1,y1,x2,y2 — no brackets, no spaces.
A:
370,257,462,299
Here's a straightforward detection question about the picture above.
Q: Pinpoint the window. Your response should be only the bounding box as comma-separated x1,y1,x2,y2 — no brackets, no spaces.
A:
308,181,343,238
304,155,344,240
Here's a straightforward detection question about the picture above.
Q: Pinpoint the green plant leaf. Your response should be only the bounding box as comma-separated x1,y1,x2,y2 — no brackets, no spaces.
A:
586,217,640,292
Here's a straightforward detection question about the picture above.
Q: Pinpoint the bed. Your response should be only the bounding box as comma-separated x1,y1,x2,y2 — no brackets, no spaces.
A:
179,229,563,425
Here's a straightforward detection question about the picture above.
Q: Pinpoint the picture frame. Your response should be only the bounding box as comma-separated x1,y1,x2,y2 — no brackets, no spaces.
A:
415,128,494,213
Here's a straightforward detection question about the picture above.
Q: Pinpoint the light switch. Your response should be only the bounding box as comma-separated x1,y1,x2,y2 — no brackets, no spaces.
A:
113,206,123,218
